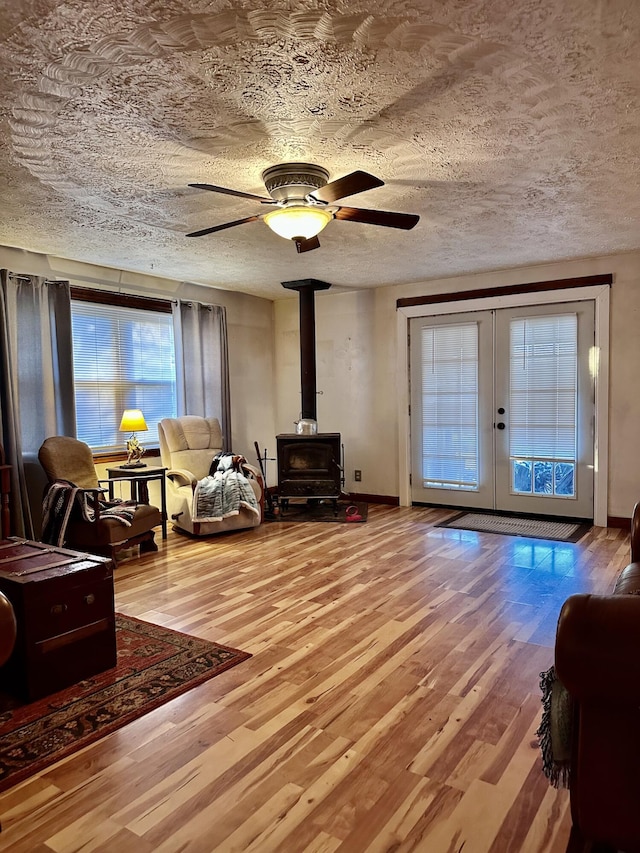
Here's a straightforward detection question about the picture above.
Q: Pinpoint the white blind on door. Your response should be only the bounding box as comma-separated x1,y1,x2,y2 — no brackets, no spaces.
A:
420,322,479,490
509,314,577,460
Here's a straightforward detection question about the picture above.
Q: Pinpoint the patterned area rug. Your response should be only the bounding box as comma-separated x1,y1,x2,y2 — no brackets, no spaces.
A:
0,614,251,793
269,500,368,523
436,512,591,542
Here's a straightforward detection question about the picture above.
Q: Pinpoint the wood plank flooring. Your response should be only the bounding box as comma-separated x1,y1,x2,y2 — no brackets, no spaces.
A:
0,505,630,852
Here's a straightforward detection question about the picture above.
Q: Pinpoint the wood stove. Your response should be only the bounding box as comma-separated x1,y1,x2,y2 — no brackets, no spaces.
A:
276,433,342,502
276,278,343,509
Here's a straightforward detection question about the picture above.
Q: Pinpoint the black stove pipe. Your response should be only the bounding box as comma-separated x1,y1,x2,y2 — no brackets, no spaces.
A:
281,278,332,421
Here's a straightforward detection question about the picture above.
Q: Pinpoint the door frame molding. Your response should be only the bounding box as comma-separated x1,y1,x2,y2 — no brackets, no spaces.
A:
397,284,610,526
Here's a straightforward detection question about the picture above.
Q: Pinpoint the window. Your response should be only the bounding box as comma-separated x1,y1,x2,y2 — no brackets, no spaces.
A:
70,292,177,452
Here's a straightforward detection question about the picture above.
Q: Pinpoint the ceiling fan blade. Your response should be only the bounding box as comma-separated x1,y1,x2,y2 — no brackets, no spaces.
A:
309,170,384,204
186,215,261,238
334,206,419,230
295,236,321,253
188,183,274,204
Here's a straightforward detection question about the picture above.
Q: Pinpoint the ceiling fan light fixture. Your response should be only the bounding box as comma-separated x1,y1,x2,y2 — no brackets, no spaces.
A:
263,205,333,241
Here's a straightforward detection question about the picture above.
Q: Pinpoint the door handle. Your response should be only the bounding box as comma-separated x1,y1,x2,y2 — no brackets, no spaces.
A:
496,422,506,430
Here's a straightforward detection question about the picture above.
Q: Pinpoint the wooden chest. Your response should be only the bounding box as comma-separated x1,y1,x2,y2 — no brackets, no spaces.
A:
0,538,116,701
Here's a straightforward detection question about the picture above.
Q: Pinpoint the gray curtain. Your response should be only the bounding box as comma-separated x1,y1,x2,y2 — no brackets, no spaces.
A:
0,271,75,538
173,300,231,450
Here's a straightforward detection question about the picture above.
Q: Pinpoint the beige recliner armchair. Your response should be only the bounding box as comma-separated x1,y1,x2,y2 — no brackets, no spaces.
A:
158,416,263,536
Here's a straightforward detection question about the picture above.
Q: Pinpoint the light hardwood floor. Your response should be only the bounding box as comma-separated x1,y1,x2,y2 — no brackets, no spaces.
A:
0,505,630,852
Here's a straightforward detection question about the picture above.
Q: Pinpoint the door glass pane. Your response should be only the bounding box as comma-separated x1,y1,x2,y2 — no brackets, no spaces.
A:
509,314,577,498
513,460,532,493
420,322,479,490
554,462,575,496
533,461,553,494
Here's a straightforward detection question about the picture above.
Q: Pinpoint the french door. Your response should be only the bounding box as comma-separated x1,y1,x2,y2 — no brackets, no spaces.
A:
409,301,595,519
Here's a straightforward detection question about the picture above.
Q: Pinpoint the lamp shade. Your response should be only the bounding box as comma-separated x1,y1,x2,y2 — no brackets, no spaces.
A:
119,409,148,433
263,206,333,241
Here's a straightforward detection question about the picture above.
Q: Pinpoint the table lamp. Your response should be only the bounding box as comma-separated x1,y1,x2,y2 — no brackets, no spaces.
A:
119,408,148,468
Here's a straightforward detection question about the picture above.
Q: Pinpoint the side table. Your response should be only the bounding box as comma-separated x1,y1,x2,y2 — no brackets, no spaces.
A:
106,466,168,540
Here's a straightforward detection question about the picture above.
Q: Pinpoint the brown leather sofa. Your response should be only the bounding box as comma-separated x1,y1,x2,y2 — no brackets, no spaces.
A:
555,502,640,853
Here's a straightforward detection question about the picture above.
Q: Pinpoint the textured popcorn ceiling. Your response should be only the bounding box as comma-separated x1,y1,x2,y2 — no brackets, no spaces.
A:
1,0,640,299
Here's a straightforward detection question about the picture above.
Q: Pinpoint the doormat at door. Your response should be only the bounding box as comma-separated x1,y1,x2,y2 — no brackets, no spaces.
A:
435,512,591,542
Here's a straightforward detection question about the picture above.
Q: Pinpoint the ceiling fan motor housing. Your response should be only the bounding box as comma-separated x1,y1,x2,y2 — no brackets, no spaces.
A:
262,162,329,204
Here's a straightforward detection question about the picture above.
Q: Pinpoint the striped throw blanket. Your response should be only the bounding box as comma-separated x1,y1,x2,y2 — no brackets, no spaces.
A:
41,479,138,548
193,454,259,523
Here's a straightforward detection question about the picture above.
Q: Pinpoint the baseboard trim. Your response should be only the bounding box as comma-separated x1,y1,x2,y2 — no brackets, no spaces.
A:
607,515,630,529
266,500,629,526
345,493,399,506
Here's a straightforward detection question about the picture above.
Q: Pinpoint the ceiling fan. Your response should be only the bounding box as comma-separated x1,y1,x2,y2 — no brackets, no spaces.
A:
186,162,419,253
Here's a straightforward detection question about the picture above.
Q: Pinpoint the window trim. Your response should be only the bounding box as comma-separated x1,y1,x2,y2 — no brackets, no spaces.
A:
70,286,173,314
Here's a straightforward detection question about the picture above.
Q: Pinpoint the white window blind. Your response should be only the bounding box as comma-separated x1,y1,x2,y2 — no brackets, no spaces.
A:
420,322,479,490
509,314,577,461
71,299,177,451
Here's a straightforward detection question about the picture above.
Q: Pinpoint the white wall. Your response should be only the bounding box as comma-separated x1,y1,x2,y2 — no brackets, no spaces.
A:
274,288,391,496
274,252,640,518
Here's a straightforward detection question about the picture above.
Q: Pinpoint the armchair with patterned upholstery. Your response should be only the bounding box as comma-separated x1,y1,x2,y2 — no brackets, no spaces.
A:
38,436,162,561
158,416,263,536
